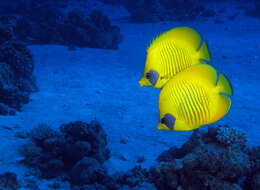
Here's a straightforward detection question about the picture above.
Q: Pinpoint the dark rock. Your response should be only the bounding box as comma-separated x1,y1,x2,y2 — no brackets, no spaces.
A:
19,141,42,167
249,146,260,172
124,0,215,23
70,157,108,186
40,159,64,179
0,103,16,115
215,125,247,151
42,137,67,160
63,141,92,169
180,171,243,190
0,172,20,190
20,120,111,188
118,182,156,190
157,146,186,162
72,184,107,190
150,165,179,190
13,17,33,42
245,0,260,18
0,3,123,49
0,26,37,115
124,0,160,23
60,10,122,49
0,23,13,45
0,85,30,110
20,123,260,189
154,126,253,190
251,172,260,190
136,156,145,163
0,40,32,65
61,120,110,163
195,144,251,179
115,166,150,188
28,124,58,147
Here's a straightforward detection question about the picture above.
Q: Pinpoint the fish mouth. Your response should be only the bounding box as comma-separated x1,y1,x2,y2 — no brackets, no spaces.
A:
138,78,146,86
157,123,170,131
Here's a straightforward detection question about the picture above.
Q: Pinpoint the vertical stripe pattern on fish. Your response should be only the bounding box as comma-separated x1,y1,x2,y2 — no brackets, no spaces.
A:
139,26,211,88
157,64,233,131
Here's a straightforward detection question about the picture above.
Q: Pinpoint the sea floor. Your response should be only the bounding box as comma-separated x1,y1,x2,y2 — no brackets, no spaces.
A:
0,6,259,177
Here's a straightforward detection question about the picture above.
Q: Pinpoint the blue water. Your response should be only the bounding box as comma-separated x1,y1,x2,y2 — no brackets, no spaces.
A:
0,0,259,189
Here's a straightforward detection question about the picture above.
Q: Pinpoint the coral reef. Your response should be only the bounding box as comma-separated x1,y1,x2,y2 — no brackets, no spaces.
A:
60,10,122,49
20,120,156,189
123,0,215,23
114,166,153,189
0,17,37,115
0,0,122,49
0,0,69,14
19,122,260,190
152,126,258,190
20,121,110,181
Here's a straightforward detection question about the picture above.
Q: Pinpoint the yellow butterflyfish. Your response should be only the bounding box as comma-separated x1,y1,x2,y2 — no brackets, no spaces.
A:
157,64,233,131
139,26,211,88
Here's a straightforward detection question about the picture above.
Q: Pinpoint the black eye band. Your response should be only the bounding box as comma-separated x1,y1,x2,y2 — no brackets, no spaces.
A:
161,114,175,130
145,73,150,79
148,70,159,86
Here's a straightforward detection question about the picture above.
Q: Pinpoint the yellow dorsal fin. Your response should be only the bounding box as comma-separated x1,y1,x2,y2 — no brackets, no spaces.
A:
148,26,202,52
199,41,211,62
175,64,218,86
216,73,233,95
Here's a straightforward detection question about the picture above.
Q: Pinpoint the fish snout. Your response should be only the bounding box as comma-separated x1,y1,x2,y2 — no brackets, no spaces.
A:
138,78,147,86
157,123,170,131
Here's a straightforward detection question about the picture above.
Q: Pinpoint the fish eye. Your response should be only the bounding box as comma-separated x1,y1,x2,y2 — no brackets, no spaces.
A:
161,117,166,124
145,72,150,79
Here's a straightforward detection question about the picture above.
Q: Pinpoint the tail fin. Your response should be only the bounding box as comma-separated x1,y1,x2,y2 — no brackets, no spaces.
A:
199,41,211,62
216,73,233,95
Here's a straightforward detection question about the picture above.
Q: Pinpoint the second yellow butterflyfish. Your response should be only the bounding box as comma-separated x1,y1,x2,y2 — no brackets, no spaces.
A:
157,64,233,131
139,26,211,88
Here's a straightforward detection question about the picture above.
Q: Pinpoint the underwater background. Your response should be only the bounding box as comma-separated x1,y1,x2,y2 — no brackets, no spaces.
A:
0,0,259,189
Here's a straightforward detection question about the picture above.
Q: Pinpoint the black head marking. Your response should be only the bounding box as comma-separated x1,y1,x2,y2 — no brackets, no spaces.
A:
161,114,176,130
